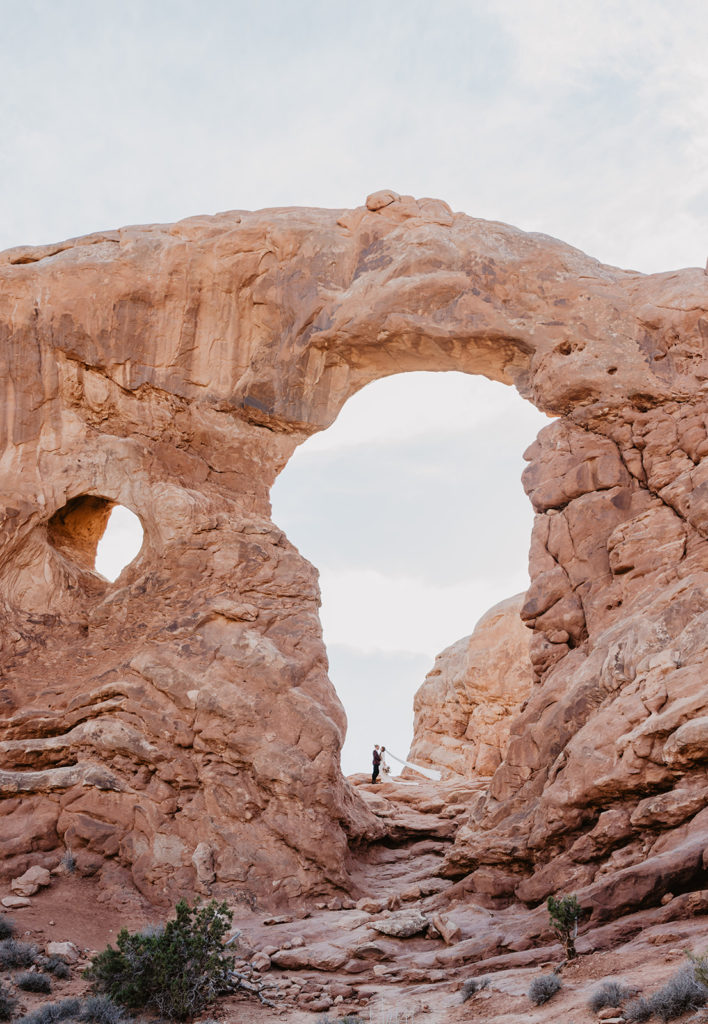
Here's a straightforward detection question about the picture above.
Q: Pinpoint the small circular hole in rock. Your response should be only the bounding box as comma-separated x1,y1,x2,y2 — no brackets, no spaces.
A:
47,496,143,581
95,506,144,581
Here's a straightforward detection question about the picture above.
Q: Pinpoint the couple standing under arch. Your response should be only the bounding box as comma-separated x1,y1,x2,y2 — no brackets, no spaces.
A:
371,744,388,783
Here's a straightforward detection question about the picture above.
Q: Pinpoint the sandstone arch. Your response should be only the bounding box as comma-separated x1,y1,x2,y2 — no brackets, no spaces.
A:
2,193,708,915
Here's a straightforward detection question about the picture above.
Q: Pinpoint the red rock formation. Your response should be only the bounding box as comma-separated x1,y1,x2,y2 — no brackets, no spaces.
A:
408,595,533,778
3,191,708,919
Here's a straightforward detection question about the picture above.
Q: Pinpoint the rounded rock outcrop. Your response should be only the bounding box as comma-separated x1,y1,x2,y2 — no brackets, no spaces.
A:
408,594,533,778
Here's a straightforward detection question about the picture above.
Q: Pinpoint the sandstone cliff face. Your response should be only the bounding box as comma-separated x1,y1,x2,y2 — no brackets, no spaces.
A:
408,595,533,778
3,190,708,916
446,411,708,911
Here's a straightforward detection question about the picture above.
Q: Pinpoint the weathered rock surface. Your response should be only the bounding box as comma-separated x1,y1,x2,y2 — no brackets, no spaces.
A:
431,912,461,945
371,909,429,938
45,939,80,963
0,772,704,1024
1,894,31,908
3,192,708,923
11,865,51,896
408,595,533,777
205,776,708,1020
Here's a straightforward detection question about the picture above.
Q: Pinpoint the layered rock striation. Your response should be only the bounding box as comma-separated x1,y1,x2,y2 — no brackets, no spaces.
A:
408,595,533,778
2,190,708,917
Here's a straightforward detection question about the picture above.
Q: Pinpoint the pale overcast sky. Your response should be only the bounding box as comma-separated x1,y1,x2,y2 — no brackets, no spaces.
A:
5,1,708,774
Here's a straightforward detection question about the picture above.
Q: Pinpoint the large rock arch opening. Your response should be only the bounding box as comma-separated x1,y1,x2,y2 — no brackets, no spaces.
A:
1,193,708,920
271,370,545,778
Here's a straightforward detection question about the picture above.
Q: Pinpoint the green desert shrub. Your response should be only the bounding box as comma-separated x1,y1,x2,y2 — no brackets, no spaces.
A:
17,971,52,993
588,978,636,1012
86,899,235,1020
528,972,562,1005
0,983,17,1023
547,893,581,959
0,917,15,941
0,937,38,968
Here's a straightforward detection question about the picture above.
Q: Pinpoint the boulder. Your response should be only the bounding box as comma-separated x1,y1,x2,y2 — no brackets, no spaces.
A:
356,897,385,913
431,913,461,945
11,866,51,897
250,952,271,972
271,943,347,971
46,940,80,963
372,910,429,938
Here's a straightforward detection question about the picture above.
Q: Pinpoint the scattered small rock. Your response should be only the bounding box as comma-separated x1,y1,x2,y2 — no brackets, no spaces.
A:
343,959,371,974
250,952,271,972
417,878,450,898
263,915,293,926
356,896,385,913
307,997,333,1012
431,912,461,945
328,983,354,998
1,895,31,909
